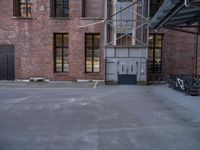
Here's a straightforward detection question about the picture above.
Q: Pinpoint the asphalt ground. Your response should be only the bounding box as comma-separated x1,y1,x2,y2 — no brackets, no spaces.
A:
0,82,200,150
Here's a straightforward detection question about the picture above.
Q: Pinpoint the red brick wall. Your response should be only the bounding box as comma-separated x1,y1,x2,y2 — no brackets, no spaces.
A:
84,0,104,18
0,0,105,81
150,28,199,77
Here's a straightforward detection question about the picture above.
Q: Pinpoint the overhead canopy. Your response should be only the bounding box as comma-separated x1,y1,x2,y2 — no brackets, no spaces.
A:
149,0,200,33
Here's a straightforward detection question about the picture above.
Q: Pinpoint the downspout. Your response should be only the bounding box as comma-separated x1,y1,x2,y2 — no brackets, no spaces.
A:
146,0,150,82
195,33,199,77
104,0,108,47
141,0,144,45
146,0,149,45
104,0,108,83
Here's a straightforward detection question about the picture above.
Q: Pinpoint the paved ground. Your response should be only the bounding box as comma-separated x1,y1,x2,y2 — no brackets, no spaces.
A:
0,82,200,150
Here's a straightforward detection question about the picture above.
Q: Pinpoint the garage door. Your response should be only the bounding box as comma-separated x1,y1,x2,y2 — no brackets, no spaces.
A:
0,45,15,80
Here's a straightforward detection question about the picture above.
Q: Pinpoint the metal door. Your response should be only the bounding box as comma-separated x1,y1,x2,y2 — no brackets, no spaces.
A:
118,61,128,75
118,60,137,84
0,45,15,80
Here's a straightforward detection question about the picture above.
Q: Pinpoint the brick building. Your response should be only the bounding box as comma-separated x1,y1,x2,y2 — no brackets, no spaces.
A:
149,29,199,79
148,0,200,82
0,0,105,81
0,0,199,83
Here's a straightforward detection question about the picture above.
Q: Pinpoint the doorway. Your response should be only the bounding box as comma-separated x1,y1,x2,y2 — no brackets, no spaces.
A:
118,60,137,85
0,45,15,80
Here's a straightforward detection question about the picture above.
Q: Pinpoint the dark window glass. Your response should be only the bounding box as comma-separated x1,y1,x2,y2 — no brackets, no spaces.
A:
148,34,163,74
56,0,69,17
150,0,164,17
116,0,134,46
13,0,33,17
54,33,69,72
85,34,100,73
51,0,69,17
116,33,132,46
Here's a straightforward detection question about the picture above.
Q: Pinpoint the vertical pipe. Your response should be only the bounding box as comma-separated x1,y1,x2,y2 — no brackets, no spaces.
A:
146,0,150,82
113,0,117,45
104,0,108,82
6,55,8,80
146,0,150,47
104,0,108,47
141,0,144,45
195,34,199,76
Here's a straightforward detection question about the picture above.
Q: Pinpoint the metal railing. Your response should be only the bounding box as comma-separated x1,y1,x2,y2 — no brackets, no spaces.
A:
168,74,200,96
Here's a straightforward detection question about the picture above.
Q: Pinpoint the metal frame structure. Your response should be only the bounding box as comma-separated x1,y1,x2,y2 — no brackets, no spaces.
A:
105,0,149,46
150,0,200,77
150,0,200,32
149,0,200,93
104,0,150,84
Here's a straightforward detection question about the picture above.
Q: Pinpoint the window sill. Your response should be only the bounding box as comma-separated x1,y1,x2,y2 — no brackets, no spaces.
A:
54,72,69,75
11,16,35,20
105,45,148,48
81,17,104,20
49,17,71,20
85,72,100,74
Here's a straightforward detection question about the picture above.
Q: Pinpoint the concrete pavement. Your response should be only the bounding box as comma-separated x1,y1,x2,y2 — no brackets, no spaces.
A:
0,83,200,150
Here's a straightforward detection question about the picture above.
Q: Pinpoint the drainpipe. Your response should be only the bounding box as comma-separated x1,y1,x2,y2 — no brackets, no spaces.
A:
104,0,108,47
104,0,107,83
195,33,199,77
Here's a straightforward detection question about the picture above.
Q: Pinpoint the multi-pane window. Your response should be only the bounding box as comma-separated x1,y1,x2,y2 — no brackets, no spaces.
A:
54,33,69,73
13,0,33,17
85,34,100,73
82,0,103,18
150,0,164,17
51,0,69,17
116,33,132,46
148,34,163,74
116,0,135,46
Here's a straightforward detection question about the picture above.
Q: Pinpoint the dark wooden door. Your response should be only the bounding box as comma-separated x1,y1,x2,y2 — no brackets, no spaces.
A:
0,45,15,80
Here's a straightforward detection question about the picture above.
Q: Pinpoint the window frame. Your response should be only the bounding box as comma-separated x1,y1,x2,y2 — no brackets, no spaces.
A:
148,34,163,74
115,0,135,46
53,33,69,73
51,0,69,18
13,0,33,18
116,33,133,46
85,33,100,73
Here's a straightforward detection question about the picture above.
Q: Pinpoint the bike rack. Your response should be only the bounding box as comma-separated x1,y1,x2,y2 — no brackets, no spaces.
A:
168,74,200,96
